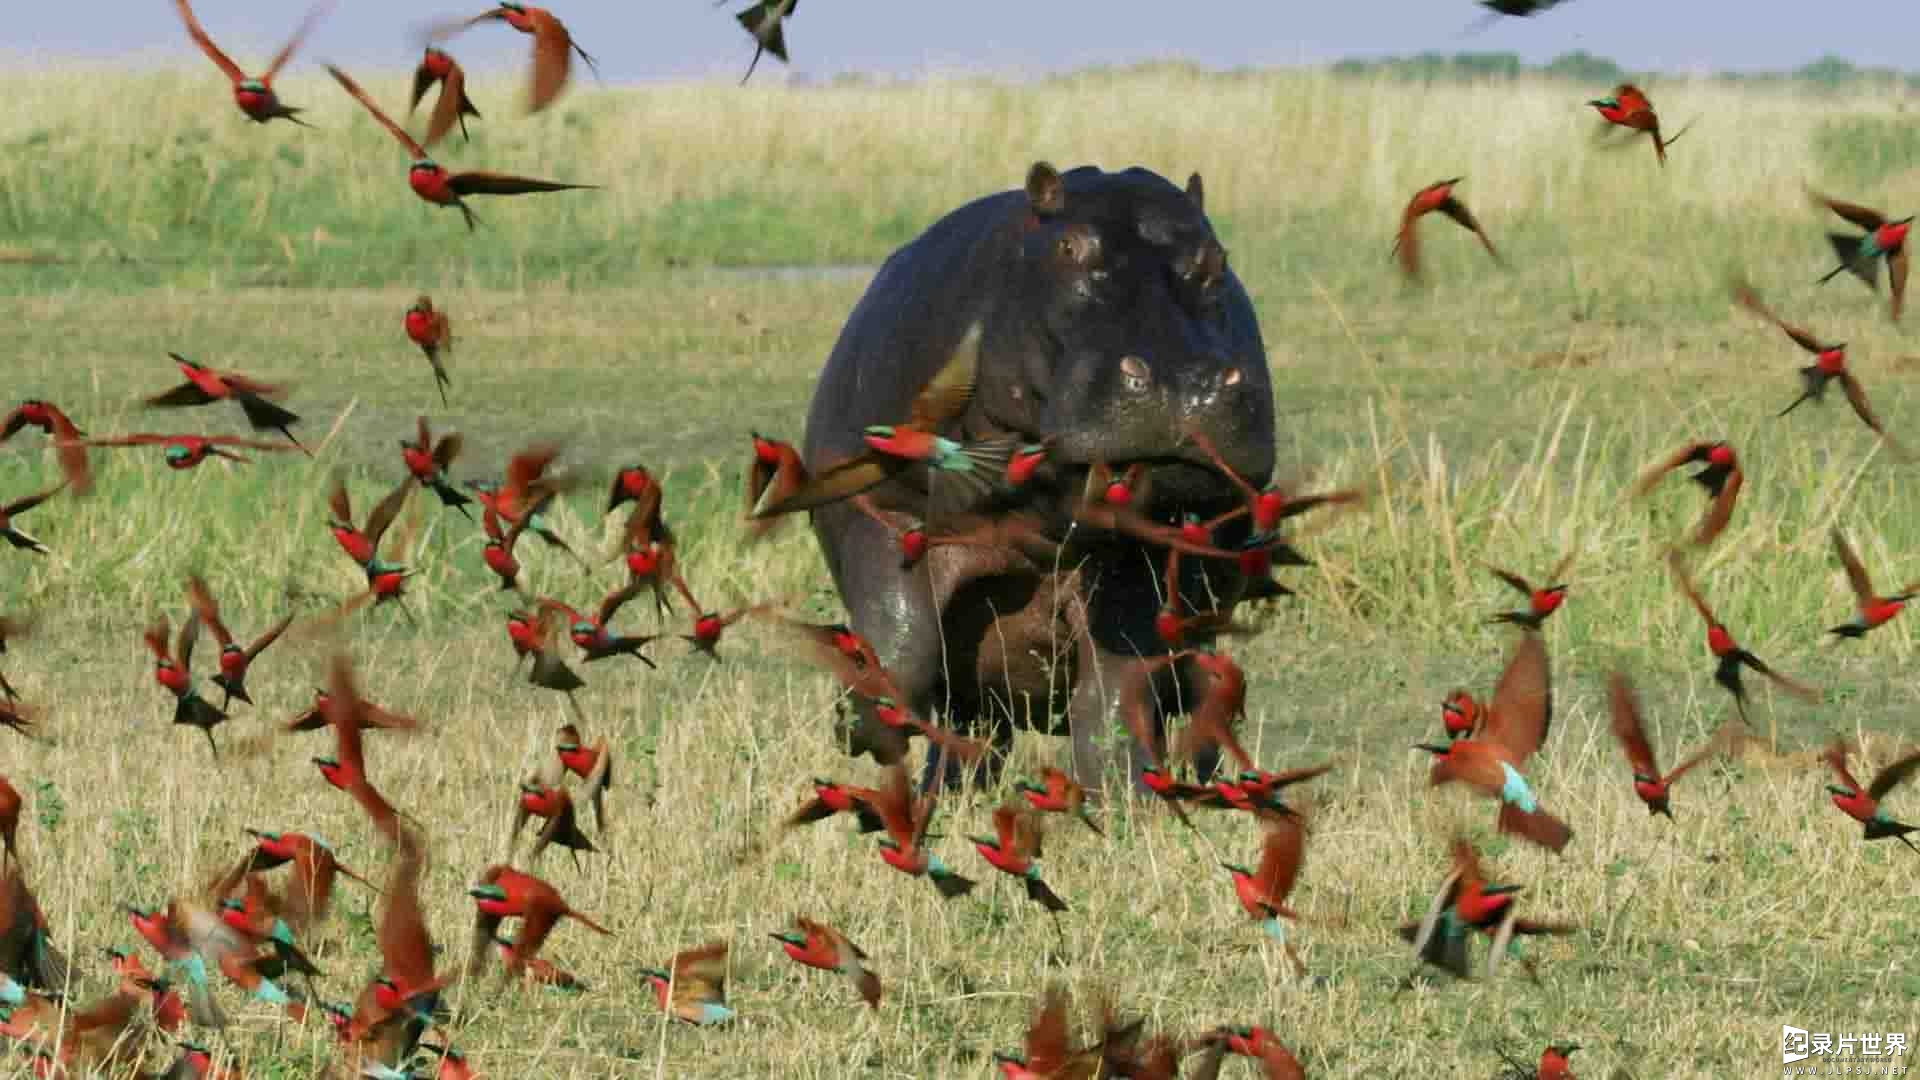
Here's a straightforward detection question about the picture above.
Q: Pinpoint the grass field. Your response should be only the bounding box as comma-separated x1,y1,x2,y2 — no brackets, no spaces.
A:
3,62,1920,1076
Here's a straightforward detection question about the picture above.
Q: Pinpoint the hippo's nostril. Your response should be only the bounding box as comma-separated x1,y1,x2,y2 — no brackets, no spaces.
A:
1120,355,1151,392
1221,366,1242,388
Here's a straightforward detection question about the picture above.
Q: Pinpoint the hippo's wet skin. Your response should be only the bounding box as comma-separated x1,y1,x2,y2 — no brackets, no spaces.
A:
800,163,1278,796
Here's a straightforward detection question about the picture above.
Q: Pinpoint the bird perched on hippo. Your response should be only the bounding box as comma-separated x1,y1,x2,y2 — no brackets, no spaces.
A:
763,161,1282,796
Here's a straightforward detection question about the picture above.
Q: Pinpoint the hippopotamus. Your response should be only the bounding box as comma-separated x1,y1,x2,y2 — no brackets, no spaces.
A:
800,162,1277,794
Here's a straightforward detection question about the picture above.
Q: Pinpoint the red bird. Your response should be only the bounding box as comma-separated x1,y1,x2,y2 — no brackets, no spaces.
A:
1733,279,1906,455
409,48,483,147
1392,177,1501,281
467,865,614,979
145,354,306,453
1587,82,1692,166
0,483,63,556
1667,549,1817,727
1824,739,1920,854
429,2,600,114
399,416,473,519
172,0,334,125
327,64,598,231
141,613,228,755
1828,528,1920,639
403,297,455,405
1606,671,1728,819
1809,188,1911,322
184,575,292,709
1483,551,1576,630
0,401,91,496
1632,441,1743,548
81,433,297,469
770,916,881,1011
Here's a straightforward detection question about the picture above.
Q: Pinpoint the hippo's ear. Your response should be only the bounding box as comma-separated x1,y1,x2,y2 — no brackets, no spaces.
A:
1026,162,1065,217
1185,172,1205,213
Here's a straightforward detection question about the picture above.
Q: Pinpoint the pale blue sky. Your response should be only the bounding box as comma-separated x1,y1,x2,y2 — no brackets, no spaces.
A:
10,2,1917,82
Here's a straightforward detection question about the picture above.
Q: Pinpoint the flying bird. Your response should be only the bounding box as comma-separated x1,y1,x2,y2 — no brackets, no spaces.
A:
1809,187,1911,322
172,0,335,125
1666,549,1818,727
327,64,598,232
1606,670,1729,818
1392,178,1501,282
402,297,455,405
1733,279,1906,455
1828,528,1920,640
427,2,599,114
1632,440,1743,548
409,48,482,148
1482,549,1577,630
730,0,797,86
1824,739,1920,853
1587,83,1692,166
145,354,306,454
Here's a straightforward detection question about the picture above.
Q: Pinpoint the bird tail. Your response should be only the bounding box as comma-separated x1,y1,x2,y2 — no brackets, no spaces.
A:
568,909,615,937
1826,234,1881,287
1260,915,1288,944
930,869,977,899
853,968,882,1010
1024,875,1069,913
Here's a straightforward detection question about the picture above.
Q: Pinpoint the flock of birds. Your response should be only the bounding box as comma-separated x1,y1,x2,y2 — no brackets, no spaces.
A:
0,0,1915,1078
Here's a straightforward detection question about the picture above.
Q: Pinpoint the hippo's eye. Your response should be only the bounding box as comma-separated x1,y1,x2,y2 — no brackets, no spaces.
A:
1054,225,1100,270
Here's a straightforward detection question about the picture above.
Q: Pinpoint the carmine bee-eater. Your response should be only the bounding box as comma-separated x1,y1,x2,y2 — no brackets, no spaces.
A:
1809,187,1912,322
0,483,63,556
972,803,1070,914
538,581,658,665
184,575,292,710
1,401,91,496
314,652,411,847
480,498,551,593
428,2,600,114
1496,1043,1582,1080
172,0,334,126
510,781,598,866
1827,527,1920,639
327,472,410,569
468,865,613,979
752,324,1013,519
1399,836,1574,982
771,916,881,1010
238,829,375,933
486,933,587,991
417,1041,481,1080
1666,549,1818,728
673,580,779,660
1632,440,1743,548
744,434,807,540
1587,82,1692,166
846,495,1060,571
1414,630,1571,853
105,947,187,1032
775,778,885,840
1188,1024,1306,1080
1152,550,1261,651
1185,426,1365,542
608,462,661,521
552,722,613,832
1016,767,1104,836
1392,177,1502,282
730,0,797,85
143,613,228,755
1222,807,1312,977
402,298,455,406
520,606,589,722
1606,670,1730,819
1733,279,1907,454
0,862,70,993
326,65,598,232
1823,739,1920,853
868,764,975,899
1483,550,1577,630
1461,0,1571,35
992,984,1100,1080
81,432,297,469
146,354,306,453
344,823,453,1058
1441,689,1481,741
638,941,732,1025
410,49,483,148
285,683,415,734
217,875,322,982
400,416,473,518
0,779,18,864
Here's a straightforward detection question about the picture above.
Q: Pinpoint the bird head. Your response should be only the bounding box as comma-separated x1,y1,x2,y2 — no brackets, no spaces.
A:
163,445,192,465
237,78,266,94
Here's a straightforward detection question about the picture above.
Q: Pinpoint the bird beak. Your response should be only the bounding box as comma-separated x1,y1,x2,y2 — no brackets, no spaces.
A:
242,827,262,838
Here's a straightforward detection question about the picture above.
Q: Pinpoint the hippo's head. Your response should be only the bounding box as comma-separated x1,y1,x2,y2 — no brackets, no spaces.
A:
985,163,1276,508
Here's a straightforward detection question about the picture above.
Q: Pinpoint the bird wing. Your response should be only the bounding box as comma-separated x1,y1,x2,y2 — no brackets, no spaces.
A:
184,576,234,650
908,322,982,430
1394,196,1423,280
325,472,353,525
1692,465,1742,546
82,433,177,448
206,436,303,451
1808,188,1889,231
244,612,294,662
177,611,201,675
1839,373,1905,456
1481,631,1550,764
363,477,415,552
1024,985,1074,1074
1665,548,1720,628
1661,725,1732,787
1483,563,1533,598
526,9,574,113
1867,748,1920,801
1437,196,1498,259
146,382,218,408
446,171,592,196
263,0,335,82
669,941,728,1005
1823,740,1865,793
1892,242,1909,322
511,899,562,964
1429,744,1510,798
423,60,469,150
868,764,918,849
173,0,246,84
432,429,464,471
1606,671,1660,778
409,59,438,114
595,579,643,627
1176,662,1255,773
1831,528,1879,607
326,65,428,159
0,483,64,519
1254,811,1307,904
1631,441,1711,497
1731,279,1827,354
377,827,436,989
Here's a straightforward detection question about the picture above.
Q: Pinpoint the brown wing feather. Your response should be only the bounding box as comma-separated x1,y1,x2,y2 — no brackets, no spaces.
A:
326,65,428,159
1867,748,1920,800
1824,739,1865,793
908,322,982,429
1024,986,1073,1074
1606,671,1659,778
1480,631,1550,765
1436,196,1498,260
423,63,468,150
1891,243,1908,322
1839,373,1906,459
363,478,414,552
1832,528,1878,606
1808,188,1889,232
526,9,573,113
263,0,335,82
1666,548,1719,627
173,0,245,83
1731,279,1827,355
1691,465,1742,546
1632,441,1711,496
1254,811,1306,904
1394,200,1422,279
184,576,234,649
